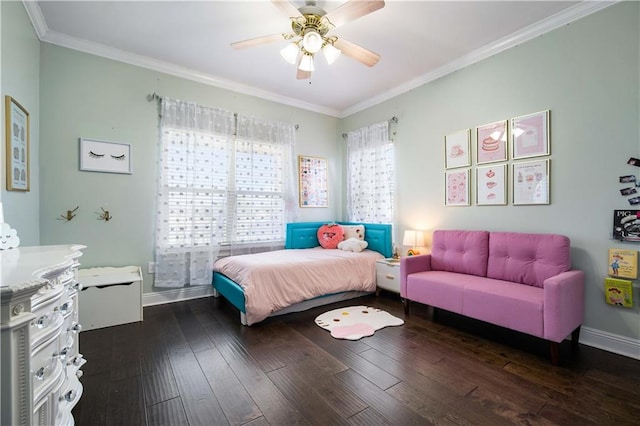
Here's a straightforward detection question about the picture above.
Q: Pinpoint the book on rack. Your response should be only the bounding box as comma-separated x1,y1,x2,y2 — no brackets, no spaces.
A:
604,277,633,308
608,248,638,279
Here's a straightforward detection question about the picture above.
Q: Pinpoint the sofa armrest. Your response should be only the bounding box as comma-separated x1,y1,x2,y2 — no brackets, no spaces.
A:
543,270,585,342
400,254,432,297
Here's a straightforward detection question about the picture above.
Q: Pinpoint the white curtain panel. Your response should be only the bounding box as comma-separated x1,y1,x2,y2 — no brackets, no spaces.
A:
154,99,297,287
154,98,235,288
346,121,395,224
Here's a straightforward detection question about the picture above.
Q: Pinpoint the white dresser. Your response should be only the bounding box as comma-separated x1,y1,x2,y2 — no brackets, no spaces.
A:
1,245,87,426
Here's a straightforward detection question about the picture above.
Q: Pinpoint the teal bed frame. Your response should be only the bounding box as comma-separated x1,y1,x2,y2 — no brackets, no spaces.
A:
212,222,393,325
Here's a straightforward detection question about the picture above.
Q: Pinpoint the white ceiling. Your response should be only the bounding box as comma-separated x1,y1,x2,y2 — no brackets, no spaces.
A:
25,1,613,117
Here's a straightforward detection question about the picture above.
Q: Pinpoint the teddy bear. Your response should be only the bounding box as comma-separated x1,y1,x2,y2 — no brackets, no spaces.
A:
337,237,368,252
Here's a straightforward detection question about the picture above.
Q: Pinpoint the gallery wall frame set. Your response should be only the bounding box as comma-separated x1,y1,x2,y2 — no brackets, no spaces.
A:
5,96,30,191
444,109,551,206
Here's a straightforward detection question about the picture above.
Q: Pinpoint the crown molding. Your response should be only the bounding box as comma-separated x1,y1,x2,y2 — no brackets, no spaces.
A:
22,2,340,118
340,0,618,118
23,1,616,119
22,0,47,39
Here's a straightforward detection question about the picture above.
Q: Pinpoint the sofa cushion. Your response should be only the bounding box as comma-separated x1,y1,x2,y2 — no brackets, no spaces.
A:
431,230,490,277
463,277,544,337
405,271,478,314
486,232,571,288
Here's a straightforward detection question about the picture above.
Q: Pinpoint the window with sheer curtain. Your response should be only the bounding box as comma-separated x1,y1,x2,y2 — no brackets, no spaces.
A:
154,97,296,288
346,121,395,224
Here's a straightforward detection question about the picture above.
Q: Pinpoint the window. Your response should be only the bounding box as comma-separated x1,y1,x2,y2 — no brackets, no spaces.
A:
155,98,295,287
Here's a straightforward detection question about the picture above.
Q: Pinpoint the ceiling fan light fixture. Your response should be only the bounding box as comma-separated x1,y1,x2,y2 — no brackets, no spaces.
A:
302,30,323,54
280,43,299,64
299,53,315,72
322,43,341,65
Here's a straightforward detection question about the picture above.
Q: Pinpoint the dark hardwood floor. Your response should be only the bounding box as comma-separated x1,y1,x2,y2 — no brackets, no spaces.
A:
72,292,640,425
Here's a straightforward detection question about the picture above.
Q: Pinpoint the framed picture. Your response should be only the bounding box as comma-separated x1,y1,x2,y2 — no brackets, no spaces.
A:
5,96,30,191
444,129,471,169
512,159,550,205
511,110,550,160
445,168,470,206
476,120,508,164
298,155,328,208
80,138,132,174
476,164,507,205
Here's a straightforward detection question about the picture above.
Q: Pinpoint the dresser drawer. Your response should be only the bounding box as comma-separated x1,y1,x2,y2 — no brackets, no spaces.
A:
376,260,400,293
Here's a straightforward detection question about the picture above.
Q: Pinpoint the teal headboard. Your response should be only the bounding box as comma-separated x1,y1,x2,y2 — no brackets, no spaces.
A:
285,222,393,258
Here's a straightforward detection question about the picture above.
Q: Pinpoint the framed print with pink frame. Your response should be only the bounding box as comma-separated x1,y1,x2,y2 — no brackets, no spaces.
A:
445,168,470,206
476,120,507,164
511,110,550,160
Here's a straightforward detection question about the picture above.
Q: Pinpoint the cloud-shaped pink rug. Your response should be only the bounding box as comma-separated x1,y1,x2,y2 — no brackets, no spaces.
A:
314,306,404,340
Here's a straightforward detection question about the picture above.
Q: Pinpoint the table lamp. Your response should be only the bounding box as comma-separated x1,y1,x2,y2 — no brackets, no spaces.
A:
403,230,424,256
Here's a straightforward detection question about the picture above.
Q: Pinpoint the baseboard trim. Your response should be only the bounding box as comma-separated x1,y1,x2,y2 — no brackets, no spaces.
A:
141,288,639,360
580,326,640,360
143,285,215,307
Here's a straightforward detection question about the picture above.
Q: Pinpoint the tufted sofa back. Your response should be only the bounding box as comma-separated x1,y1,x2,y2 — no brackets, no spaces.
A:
430,230,490,277
430,230,572,287
486,232,571,287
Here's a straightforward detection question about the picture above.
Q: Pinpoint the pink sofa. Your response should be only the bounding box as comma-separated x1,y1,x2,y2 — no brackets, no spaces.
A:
400,230,585,365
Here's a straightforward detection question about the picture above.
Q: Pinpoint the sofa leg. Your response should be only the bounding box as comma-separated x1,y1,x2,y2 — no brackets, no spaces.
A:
432,307,438,322
402,298,410,315
571,326,581,352
550,342,560,366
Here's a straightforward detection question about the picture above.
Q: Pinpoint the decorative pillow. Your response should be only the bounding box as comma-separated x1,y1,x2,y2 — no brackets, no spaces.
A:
342,224,365,241
317,223,345,249
338,238,369,253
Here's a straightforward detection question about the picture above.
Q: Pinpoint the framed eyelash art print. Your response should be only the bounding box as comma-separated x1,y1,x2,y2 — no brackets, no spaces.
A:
80,137,132,174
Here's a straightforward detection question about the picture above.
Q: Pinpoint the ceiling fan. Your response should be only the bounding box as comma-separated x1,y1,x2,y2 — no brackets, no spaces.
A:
231,0,385,80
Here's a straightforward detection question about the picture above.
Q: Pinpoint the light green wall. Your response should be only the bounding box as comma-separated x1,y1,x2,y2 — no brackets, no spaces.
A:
38,44,341,293
341,2,640,341
1,1,40,245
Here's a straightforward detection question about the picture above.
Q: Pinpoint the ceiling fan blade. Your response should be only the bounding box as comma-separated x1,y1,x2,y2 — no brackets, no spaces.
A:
297,68,311,80
231,33,287,50
334,37,380,67
324,0,385,28
271,0,302,18
296,55,311,80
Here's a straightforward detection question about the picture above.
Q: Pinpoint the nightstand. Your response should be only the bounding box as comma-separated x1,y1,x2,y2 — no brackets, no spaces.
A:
376,258,401,293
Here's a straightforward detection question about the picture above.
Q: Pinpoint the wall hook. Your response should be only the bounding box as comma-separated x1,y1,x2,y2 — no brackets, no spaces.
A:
58,206,79,222
98,207,112,221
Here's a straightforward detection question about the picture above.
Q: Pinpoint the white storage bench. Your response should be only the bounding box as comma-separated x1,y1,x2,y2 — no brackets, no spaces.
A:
78,266,143,331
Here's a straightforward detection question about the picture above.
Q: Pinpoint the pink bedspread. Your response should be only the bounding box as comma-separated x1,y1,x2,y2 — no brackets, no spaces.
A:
213,247,382,325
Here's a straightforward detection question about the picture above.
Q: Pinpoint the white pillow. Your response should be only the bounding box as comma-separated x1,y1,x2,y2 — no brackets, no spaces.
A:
337,238,369,253
342,224,365,241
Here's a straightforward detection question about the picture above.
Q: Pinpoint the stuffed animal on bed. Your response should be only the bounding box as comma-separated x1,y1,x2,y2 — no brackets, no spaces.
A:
317,223,345,249
337,237,368,252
